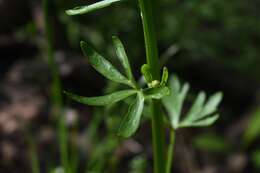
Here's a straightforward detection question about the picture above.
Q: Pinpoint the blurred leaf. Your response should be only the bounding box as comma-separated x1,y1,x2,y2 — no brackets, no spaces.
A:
179,114,219,127
243,107,260,147
66,0,122,15
143,86,170,100
193,133,231,153
162,75,222,129
183,92,206,122
80,41,132,86
252,150,260,170
64,90,136,106
181,92,222,125
130,155,147,173
200,92,223,119
118,92,144,137
162,75,189,129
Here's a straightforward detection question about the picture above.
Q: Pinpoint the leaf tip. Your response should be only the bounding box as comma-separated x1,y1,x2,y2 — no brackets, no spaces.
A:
65,9,74,15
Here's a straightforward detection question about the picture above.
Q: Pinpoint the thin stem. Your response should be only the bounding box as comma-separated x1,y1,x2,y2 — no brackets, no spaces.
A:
138,0,166,173
166,130,175,173
43,0,68,172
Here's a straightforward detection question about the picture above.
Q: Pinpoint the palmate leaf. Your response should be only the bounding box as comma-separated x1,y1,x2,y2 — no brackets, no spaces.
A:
66,0,123,16
181,92,222,124
118,92,145,137
162,75,222,130
64,90,137,106
112,36,136,85
80,41,133,87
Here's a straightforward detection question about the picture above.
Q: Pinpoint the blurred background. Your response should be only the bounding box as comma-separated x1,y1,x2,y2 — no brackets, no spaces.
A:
0,0,260,172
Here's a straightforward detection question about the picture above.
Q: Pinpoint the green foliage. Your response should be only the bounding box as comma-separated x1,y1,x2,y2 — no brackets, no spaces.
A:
243,107,260,147
193,133,231,153
65,37,170,138
163,75,222,130
130,155,147,173
64,1,224,172
252,150,260,170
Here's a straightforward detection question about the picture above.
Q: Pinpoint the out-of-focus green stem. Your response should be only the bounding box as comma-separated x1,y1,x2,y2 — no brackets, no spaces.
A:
42,0,68,172
138,0,166,172
166,130,175,173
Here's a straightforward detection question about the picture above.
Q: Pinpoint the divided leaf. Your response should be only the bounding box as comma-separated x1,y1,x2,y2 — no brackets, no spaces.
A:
66,0,122,15
64,90,137,106
112,36,135,85
200,92,223,118
118,92,145,137
80,41,132,86
183,92,206,122
162,75,222,130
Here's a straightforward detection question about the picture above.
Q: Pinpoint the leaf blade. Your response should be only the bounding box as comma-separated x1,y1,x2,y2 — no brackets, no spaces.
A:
199,92,223,119
179,114,219,128
118,92,144,137
66,0,122,15
112,36,135,85
182,92,206,123
64,90,137,106
80,41,131,86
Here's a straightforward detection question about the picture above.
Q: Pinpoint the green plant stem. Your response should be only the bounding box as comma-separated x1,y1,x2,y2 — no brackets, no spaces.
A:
138,0,166,172
166,130,175,173
43,0,68,172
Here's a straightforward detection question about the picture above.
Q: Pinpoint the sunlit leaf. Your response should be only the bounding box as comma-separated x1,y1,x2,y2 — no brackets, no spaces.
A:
66,0,122,15
143,86,170,100
118,92,145,137
112,36,136,85
80,41,132,86
64,90,137,106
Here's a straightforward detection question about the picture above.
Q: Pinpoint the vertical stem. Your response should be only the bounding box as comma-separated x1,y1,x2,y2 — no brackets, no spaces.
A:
43,0,68,172
138,0,165,172
166,130,175,173
138,0,160,79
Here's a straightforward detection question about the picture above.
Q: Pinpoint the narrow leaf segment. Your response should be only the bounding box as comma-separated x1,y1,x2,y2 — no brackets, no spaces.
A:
80,41,133,87
66,0,123,15
64,90,137,106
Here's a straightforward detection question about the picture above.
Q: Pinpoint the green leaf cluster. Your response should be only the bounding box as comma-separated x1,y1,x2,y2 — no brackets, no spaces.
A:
162,75,223,130
64,37,170,138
